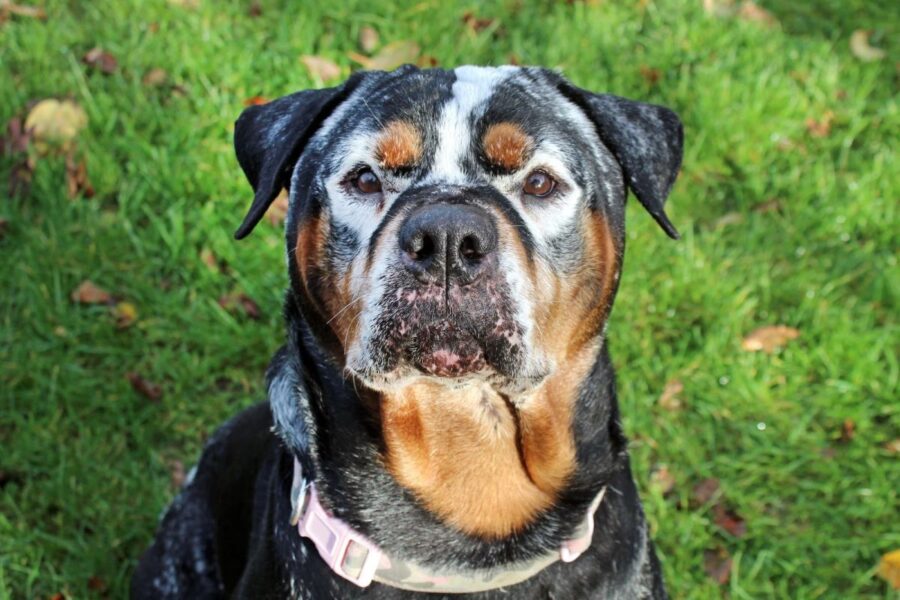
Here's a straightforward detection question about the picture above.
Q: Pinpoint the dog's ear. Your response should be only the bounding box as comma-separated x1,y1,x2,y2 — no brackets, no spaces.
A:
233,73,366,239
555,80,683,239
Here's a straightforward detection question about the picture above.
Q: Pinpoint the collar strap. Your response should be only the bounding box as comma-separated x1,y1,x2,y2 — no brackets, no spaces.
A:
290,458,605,593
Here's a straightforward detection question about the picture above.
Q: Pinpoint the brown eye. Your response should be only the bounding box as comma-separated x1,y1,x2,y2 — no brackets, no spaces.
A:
523,170,556,197
355,168,382,194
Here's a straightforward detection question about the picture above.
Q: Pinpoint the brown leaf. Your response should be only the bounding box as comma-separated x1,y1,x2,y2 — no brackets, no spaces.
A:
24,99,88,149
737,1,777,26
348,40,420,71
461,11,495,33
713,503,747,538
126,372,163,402
883,439,900,454
247,0,262,17
168,0,199,7
71,280,112,304
752,198,782,214
49,594,66,600
243,95,269,107
218,292,261,320
65,152,94,199
649,465,676,496
86,576,107,592
692,477,721,506
199,248,220,272
507,53,521,66
639,65,661,85
839,418,855,443
741,325,800,353
805,110,835,138
265,188,289,226
168,459,186,489
704,547,733,585
83,47,118,74
416,55,439,68
850,30,886,62
111,301,138,329
658,379,684,411
300,55,341,82
142,67,168,87
879,549,900,589
0,3,47,19
359,26,380,53
2,116,31,155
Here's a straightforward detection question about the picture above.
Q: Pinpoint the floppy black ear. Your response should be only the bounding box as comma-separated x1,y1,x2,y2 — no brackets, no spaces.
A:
556,81,683,239
233,74,366,239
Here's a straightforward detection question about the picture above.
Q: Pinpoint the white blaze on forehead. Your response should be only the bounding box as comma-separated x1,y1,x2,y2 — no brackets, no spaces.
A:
428,66,517,183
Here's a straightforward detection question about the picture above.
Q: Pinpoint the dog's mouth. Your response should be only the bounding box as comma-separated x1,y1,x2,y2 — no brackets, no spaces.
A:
409,320,487,377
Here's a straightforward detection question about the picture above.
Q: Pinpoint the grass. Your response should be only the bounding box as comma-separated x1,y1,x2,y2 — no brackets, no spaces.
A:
0,0,897,598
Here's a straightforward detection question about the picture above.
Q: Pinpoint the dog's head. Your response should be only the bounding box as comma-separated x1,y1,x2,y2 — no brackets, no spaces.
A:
234,66,682,394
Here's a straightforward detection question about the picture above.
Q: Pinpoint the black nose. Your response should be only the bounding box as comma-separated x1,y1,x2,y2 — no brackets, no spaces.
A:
398,204,498,286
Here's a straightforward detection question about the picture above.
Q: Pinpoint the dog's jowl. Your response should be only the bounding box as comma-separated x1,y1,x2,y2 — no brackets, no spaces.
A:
132,65,683,599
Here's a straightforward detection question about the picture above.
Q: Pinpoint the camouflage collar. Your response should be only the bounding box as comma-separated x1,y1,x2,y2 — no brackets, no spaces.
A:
289,458,606,593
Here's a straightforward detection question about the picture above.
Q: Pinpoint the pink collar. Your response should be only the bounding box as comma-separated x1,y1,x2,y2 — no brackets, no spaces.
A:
290,458,606,593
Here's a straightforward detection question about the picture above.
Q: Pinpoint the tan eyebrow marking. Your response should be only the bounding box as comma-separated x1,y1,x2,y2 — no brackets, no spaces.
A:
374,120,423,170
482,122,533,171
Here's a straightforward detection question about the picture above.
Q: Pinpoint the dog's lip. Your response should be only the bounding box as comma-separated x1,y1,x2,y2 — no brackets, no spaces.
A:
414,346,486,377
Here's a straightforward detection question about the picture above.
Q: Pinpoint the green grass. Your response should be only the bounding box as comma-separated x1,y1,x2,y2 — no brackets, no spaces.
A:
1,0,897,598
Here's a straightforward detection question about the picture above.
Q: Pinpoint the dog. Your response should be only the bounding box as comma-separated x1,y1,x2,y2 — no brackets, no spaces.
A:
132,65,683,599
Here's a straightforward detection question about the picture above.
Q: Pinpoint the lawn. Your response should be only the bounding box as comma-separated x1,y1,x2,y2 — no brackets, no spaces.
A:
0,0,897,598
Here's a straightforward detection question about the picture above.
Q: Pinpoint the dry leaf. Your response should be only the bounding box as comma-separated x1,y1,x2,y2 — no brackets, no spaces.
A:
806,111,835,138
639,65,662,85
243,95,269,107
713,212,744,229
111,301,138,329
348,40,420,71
142,67,168,87
753,198,782,213
0,2,47,19
462,11,495,33
417,55,439,68
704,547,733,585
702,0,733,17
218,292,261,320
878,549,900,589
741,325,800,353
86,576,107,592
71,280,111,304
883,439,900,454
65,152,94,199
359,26,380,53
300,55,341,82
168,459,186,488
713,504,747,538
649,465,676,495
199,248,220,272
247,0,262,17
126,372,163,401
1,116,31,155
839,418,855,443
168,0,199,7
737,1,777,26
83,47,118,74
850,30,886,62
24,99,88,148
692,478,721,506
265,188,289,226
658,379,684,411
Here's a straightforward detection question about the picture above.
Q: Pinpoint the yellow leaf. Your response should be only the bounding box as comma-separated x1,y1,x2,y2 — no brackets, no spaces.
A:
849,30,886,62
348,40,420,71
741,325,800,353
24,99,88,149
878,549,900,589
658,379,684,411
111,302,138,329
300,55,341,82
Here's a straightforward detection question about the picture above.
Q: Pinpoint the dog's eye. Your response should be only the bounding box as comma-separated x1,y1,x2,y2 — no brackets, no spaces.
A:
354,168,382,194
523,171,556,197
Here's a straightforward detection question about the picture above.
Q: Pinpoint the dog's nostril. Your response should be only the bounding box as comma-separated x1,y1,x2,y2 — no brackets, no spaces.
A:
459,235,481,260
408,233,435,261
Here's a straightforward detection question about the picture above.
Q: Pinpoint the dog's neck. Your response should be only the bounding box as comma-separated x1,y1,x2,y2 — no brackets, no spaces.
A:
267,292,631,565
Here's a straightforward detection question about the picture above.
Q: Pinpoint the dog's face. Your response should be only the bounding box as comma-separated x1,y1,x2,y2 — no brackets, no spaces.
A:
234,66,682,394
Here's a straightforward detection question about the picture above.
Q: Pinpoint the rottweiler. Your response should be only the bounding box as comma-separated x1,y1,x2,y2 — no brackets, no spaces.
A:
132,65,683,599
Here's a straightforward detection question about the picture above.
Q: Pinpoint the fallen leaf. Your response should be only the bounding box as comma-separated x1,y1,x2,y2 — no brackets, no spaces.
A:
218,292,261,320
71,280,111,304
83,47,118,74
348,40,420,71
713,212,744,229
850,30,886,62
713,504,747,538
883,439,900,454
702,0,733,17
0,2,47,20
300,55,341,82
649,465,676,495
359,26,380,53
839,418,855,443
168,459,186,488
692,478,721,506
168,0,199,7
737,1,777,26
265,188,289,226
639,65,662,85
805,111,835,138
417,55,439,68
49,594,66,600
741,325,800,353
86,576,107,592
126,372,163,402
1,116,31,155
247,0,262,17
658,379,684,411
461,11,495,33
111,301,138,329
879,549,900,589
507,53,521,66
752,198,782,213
704,547,733,585
142,67,168,87
199,248,220,272
24,99,88,149
65,152,94,199
243,95,269,107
